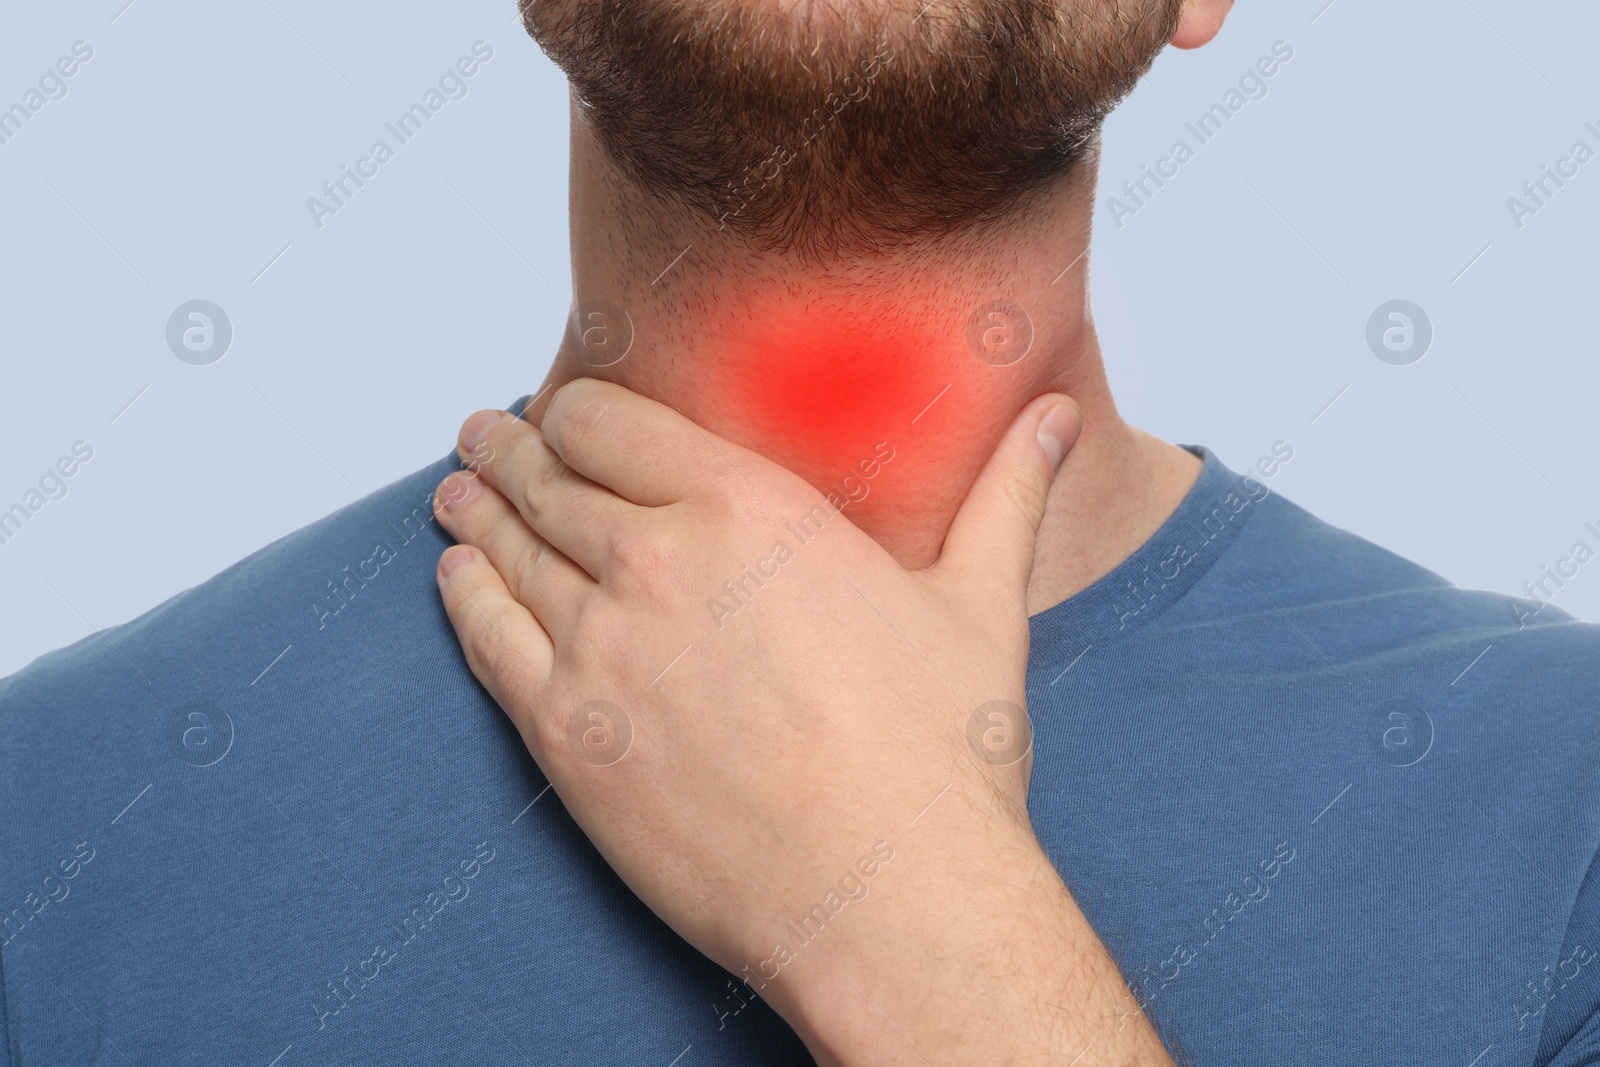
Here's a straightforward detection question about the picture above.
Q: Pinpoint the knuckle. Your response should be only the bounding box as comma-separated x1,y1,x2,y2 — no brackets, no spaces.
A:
466,609,520,681
522,453,574,517
526,703,567,763
506,539,548,602
606,530,672,586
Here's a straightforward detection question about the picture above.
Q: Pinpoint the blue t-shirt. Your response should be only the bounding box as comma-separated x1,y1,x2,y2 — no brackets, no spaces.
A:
4,403,1599,1066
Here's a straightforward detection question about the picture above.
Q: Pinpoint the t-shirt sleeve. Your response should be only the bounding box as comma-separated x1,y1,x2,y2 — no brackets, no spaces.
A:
1537,848,1600,1066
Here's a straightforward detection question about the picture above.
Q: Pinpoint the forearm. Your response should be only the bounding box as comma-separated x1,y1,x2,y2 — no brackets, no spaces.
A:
774,822,1174,1066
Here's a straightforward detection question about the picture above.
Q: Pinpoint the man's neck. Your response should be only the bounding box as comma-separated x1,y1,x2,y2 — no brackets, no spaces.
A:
530,117,1201,614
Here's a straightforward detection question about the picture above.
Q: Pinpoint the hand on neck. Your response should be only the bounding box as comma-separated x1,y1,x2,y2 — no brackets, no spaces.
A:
528,115,1201,609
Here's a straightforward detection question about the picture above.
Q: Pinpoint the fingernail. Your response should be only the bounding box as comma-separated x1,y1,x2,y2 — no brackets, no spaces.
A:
1036,405,1079,471
460,410,506,453
438,472,483,512
440,545,473,577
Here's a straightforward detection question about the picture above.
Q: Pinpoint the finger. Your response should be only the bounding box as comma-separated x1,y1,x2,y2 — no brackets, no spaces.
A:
435,543,555,743
456,407,644,580
434,469,593,647
932,395,1079,600
540,378,734,506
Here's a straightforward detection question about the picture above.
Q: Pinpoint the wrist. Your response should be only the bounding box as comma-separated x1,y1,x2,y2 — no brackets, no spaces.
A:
765,818,1169,1066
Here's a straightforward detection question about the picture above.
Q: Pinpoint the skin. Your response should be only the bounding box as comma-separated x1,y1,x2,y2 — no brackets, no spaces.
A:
431,0,1235,1061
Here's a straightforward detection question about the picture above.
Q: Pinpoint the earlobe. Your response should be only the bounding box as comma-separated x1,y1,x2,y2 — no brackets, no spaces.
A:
1171,0,1234,51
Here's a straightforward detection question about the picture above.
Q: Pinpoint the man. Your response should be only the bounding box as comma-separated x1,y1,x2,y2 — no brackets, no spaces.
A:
3,0,1597,1063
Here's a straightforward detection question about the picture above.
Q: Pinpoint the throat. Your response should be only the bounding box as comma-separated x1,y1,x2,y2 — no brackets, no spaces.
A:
543,283,1051,569
536,115,1205,603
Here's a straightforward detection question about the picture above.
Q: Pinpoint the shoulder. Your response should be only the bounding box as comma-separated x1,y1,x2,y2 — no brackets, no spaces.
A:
1140,473,1600,817
0,454,467,835
2,454,457,701
1178,478,1596,657
1175,478,1600,846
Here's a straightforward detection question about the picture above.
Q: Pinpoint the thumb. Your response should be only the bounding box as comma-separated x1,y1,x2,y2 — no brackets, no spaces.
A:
933,395,1081,598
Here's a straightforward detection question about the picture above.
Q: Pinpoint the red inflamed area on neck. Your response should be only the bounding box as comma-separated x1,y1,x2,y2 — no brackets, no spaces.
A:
712,299,979,486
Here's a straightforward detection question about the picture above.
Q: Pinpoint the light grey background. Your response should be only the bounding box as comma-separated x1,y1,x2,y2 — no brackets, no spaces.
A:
2,0,1596,678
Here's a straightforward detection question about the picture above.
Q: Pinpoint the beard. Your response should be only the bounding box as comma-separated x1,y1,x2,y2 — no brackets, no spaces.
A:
525,0,1181,257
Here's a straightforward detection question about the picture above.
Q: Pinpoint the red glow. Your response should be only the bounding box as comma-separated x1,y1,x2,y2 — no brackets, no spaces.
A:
644,289,1035,565
713,297,960,483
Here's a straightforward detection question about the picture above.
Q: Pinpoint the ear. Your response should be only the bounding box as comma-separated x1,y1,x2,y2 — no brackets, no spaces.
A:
1171,0,1234,50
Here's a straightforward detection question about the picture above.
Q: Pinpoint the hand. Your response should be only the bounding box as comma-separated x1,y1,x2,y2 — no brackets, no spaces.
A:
431,380,1171,1066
